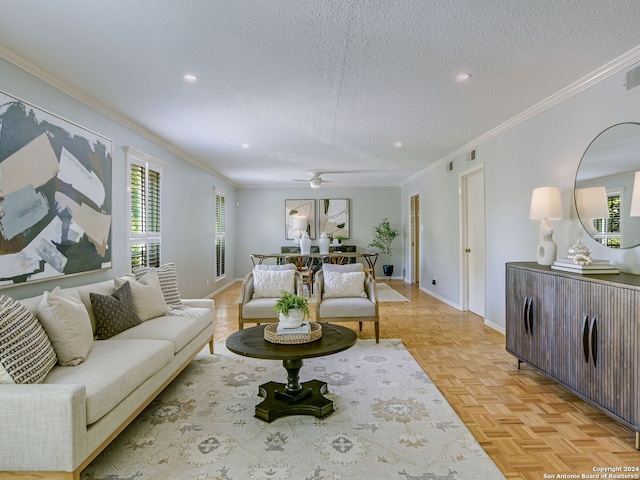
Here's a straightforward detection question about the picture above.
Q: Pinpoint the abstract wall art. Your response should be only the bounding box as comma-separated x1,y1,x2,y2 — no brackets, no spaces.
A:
0,91,113,286
285,199,316,239
319,198,350,239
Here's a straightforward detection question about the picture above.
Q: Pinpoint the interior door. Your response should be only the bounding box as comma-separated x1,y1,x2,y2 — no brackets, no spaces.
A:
411,195,420,284
464,168,486,317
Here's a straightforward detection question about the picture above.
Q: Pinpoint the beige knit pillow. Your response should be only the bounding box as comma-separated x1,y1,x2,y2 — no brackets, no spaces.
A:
114,269,168,321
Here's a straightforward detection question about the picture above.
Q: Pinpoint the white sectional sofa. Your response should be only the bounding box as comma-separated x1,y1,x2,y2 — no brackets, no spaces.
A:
0,269,215,480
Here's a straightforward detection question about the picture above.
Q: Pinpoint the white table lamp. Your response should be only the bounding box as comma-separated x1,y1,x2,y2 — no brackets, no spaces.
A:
529,186,563,265
630,172,640,217
575,186,609,236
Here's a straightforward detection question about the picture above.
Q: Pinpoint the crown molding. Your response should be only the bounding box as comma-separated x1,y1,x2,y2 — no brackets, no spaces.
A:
403,44,640,186
0,43,236,187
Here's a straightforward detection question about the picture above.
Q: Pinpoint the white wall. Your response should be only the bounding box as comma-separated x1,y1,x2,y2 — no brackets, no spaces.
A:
0,57,238,300
403,62,640,331
235,186,401,278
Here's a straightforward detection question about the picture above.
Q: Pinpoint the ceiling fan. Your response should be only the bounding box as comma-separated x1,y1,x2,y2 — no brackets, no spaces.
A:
293,171,361,188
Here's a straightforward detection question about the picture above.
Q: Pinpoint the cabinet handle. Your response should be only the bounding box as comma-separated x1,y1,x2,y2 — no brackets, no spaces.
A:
589,317,598,366
582,315,590,363
522,297,530,335
527,297,534,334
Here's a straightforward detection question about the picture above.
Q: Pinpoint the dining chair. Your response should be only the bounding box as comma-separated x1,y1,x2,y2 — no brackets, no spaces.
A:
285,255,314,295
362,252,379,280
250,253,268,266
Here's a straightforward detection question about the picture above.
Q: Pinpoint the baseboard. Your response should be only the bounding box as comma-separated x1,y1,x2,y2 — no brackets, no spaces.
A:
484,319,505,335
419,286,462,310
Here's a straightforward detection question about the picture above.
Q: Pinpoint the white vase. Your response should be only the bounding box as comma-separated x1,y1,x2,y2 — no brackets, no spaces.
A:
318,232,330,254
300,232,311,254
278,309,304,328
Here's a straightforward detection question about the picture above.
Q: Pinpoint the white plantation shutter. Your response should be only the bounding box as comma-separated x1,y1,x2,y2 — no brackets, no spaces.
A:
128,148,163,269
215,192,226,278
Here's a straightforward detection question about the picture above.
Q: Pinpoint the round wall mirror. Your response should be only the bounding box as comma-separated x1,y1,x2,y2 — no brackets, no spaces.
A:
574,122,640,248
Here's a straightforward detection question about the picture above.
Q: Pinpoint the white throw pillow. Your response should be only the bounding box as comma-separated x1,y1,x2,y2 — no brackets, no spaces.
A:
0,295,57,384
322,263,363,273
254,264,296,271
252,269,296,298
37,287,93,366
114,269,169,321
323,271,367,298
133,262,182,305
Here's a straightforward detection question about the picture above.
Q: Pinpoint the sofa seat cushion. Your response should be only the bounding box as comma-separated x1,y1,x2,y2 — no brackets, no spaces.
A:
43,339,173,425
242,298,279,319
111,309,211,354
318,297,375,317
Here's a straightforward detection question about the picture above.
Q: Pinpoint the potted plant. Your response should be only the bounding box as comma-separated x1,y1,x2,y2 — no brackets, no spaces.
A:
273,290,310,328
368,217,400,277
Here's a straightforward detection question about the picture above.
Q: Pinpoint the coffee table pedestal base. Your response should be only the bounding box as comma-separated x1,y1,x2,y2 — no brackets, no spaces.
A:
255,380,333,422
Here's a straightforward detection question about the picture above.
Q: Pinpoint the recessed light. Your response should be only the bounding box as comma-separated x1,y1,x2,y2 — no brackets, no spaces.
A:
241,143,250,149
183,74,199,82
394,141,403,148
455,72,471,81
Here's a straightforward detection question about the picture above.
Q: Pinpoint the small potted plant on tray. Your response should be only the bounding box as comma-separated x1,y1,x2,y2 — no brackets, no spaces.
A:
273,290,310,328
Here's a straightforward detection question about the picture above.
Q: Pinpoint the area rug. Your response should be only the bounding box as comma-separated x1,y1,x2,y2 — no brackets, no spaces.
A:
375,283,410,302
82,340,504,480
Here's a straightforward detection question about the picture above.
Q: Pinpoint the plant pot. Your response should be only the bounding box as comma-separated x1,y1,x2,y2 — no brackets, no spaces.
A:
383,265,394,277
278,309,304,329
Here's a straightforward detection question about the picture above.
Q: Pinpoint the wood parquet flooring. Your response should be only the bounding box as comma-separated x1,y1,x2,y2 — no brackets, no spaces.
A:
212,280,640,479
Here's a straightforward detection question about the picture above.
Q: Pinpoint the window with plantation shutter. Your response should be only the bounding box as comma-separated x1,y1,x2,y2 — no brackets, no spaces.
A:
592,191,621,248
215,192,226,279
127,148,163,270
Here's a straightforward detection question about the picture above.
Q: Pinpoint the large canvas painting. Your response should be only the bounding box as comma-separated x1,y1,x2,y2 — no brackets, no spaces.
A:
319,198,350,239
285,199,316,239
0,91,113,287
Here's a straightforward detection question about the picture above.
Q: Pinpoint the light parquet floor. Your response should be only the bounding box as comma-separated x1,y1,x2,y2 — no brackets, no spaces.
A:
212,279,640,479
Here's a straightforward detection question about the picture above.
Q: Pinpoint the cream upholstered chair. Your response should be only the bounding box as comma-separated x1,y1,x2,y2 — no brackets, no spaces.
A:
238,264,302,330
315,263,379,342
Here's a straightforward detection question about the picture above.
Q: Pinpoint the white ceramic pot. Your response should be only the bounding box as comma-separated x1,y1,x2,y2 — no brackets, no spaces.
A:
300,232,311,254
318,231,330,254
278,309,304,328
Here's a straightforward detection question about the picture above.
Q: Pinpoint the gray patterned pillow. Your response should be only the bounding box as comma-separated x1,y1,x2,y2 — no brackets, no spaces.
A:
90,282,142,340
0,295,57,384
133,262,181,305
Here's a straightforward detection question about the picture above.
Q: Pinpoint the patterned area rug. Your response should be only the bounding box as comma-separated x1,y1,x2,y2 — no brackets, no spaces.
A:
82,340,504,480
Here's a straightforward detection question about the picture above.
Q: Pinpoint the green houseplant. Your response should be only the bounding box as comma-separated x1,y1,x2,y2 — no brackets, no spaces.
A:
368,217,400,277
273,290,310,328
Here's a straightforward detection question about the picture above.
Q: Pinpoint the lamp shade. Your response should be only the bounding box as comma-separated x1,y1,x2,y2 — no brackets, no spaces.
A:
529,186,563,220
290,216,307,230
630,172,640,217
576,187,609,219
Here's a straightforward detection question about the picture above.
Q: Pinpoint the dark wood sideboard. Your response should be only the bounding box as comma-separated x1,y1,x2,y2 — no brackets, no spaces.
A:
506,262,640,448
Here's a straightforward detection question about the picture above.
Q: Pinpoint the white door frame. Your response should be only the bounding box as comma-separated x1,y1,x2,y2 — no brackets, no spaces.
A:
459,163,485,312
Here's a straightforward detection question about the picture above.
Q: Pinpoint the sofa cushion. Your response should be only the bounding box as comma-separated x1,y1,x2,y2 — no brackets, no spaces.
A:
0,295,57,384
252,269,295,298
37,287,93,366
114,269,168,321
43,339,174,425
323,271,367,298
133,262,182,305
318,297,376,317
242,298,280,319
90,282,142,340
111,308,212,353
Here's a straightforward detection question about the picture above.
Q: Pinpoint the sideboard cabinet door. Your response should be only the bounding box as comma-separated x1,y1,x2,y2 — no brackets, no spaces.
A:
506,262,640,443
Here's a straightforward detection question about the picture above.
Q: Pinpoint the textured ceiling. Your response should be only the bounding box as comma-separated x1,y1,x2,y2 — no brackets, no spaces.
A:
1,0,640,188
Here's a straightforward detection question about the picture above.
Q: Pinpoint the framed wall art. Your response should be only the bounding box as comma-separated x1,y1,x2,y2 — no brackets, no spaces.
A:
0,91,113,287
285,199,316,239
319,198,350,239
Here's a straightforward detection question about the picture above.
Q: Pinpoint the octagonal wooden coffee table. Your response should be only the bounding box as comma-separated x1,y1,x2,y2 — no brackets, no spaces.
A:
225,323,357,422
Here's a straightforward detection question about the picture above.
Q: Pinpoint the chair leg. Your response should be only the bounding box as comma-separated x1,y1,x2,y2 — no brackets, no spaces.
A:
359,321,363,332
375,322,379,343
209,338,214,354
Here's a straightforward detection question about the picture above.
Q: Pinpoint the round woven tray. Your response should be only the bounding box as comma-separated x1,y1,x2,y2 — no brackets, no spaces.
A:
264,322,322,344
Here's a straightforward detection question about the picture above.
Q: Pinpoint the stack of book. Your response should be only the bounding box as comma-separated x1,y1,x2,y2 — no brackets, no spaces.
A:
551,258,620,274
276,321,311,335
